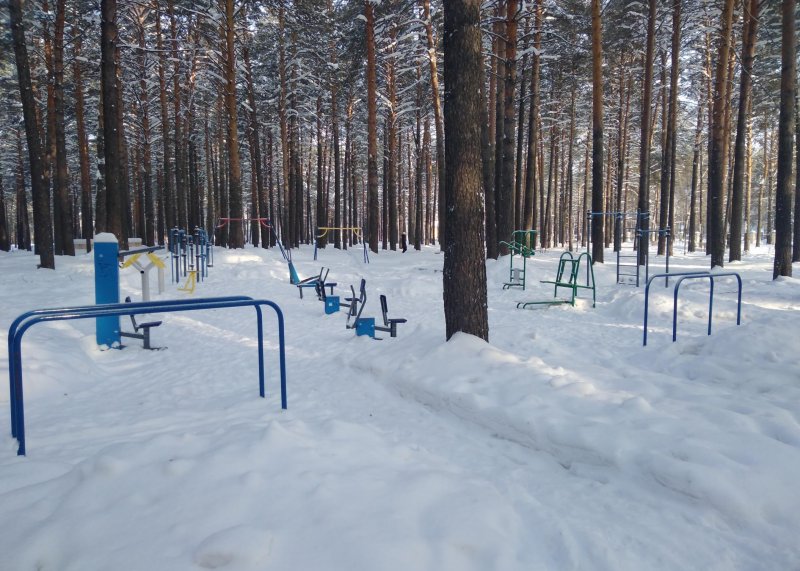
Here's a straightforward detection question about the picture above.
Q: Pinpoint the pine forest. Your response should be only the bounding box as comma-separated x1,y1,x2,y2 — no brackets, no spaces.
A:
1,0,798,283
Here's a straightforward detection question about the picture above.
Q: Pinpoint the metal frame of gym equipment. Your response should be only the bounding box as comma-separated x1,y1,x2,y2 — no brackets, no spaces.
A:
516,251,596,309
118,245,166,301
499,230,537,290
586,210,650,286
215,217,288,261
642,271,742,346
168,228,212,290
7,296,288,456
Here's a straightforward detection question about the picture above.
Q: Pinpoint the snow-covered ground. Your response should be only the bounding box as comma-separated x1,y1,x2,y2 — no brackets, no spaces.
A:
0,240,798,570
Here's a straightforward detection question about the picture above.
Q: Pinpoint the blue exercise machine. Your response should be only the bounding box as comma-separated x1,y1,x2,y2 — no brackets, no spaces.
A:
341,279,406,339
168,227,212,288
288,262,337,300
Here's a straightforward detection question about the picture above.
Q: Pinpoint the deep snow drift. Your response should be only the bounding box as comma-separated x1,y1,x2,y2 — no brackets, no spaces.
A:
0,242,798,570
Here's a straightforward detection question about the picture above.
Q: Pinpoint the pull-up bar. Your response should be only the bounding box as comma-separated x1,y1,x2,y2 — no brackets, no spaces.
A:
314,226,369,263
215,217,272,229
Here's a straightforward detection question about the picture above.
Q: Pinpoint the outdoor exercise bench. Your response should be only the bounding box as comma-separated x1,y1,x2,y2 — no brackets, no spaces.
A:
374,295,407,338
120,297,162,349
288,262,336,299
517,251,596,309
345,279,368,329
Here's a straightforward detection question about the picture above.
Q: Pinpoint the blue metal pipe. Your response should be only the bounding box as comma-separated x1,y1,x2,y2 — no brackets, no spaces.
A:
672,272,742,343
7,296,254,436
643,271,710,346
8,297,286,456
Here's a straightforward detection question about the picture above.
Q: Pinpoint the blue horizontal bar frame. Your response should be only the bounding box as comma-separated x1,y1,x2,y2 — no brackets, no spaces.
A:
7,296,287,456
672,272,742,343
7,296,252,440
643,271,742,346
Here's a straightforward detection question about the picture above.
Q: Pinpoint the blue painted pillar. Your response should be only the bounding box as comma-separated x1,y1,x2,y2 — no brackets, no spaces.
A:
94,233,121,346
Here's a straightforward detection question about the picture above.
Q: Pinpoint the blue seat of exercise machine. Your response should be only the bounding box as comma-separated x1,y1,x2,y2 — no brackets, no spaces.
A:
325,296,340,314
356,317,375,337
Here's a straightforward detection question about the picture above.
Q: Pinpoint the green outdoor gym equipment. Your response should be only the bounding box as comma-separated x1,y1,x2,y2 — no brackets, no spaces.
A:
500,230,537,290
516,251,596,308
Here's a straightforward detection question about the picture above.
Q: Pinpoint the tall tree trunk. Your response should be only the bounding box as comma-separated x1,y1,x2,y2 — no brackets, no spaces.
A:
101,0,123,241
329,2,342,250
136,10,155,246
730,0,759,262
53,0,73,255
688,91,704,253
168,0,187,231
567,84,576,251
9,0,55,268
224,0,244,248
72,17,93,249
16,131,32,251
422,0,445,247
614,60,629,252
497,0,518,253
0,175,9,251
480,58,496,258
387,40,399,250
636,0,657,266
156,0,174,232
316,95,326,248
115,41,132,249
774,0,795,278
244,44,267,247
443,0,488,341
708,0,736,268
492,3,506,249
43,0,57,255
484,7,500,258
658,0,681,257
795,88,800,262
425,116,433,245
514,17,529,232
590,0,604,263
524,0,542,235
366,0,379,253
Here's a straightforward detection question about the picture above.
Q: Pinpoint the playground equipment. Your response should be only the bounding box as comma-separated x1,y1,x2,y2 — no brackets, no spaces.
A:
169,227,212,290
499,230,537,290
375,295,407,338
288,262,337,299
7,296,288,455
517,251,596,309
315,277,358,316
641,226,672,287
120,297,162,349
642,271,742,346
313,227,369,263
118,246,166,301
216,217,288,261
341,279,406,339
344,279,368,330
587,210,673,287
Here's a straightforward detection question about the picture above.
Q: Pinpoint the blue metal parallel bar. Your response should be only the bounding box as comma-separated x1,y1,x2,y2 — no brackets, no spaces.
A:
6,296,253,437
643,271,742,346
643,271,712,346
672,272,742,343
8,297,287,456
